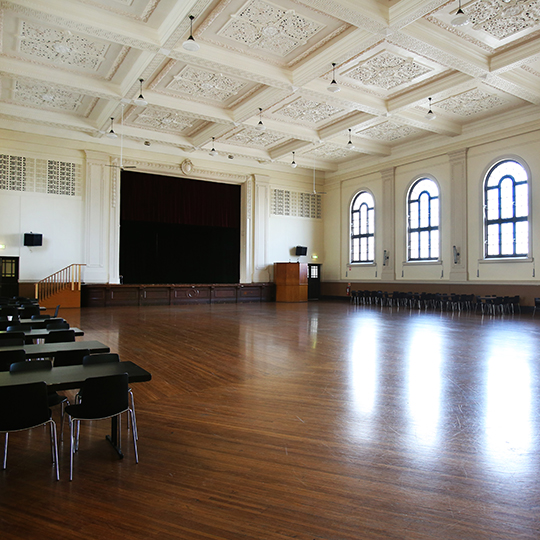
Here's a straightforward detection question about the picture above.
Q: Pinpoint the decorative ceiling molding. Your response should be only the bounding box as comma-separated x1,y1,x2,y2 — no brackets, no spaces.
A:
168,65,247,102
129,107,197,133
436,88,507,116
357,121,420,141
223,125,286,148
468,0,540,40
345,51,432,90
13,80,84,111
273,96,343,124
217,0,325,57
300,142,355,160
74,0,160,23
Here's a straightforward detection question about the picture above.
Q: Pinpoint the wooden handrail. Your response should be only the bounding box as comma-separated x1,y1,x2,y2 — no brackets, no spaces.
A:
35,264,85,302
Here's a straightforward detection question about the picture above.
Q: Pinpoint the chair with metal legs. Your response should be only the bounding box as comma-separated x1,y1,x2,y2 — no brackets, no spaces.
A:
65,373,138,481
0,381,60,480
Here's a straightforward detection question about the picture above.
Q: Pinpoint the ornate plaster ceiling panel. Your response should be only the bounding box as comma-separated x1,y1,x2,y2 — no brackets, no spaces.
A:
1,12,128,79
300,142,357,161
127,107,201,135
271,96,344,124
166,65,248,102
217,0,324,57
436,88,507,116
222,126,287,148
467,0,540,40
11,80,85,112
74,0,159,22
196,0,348,67
18,22,109,71
345,51,433,90
356,121,421,141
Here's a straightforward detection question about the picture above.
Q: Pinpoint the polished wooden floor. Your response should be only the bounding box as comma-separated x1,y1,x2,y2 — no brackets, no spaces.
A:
1,300,539,539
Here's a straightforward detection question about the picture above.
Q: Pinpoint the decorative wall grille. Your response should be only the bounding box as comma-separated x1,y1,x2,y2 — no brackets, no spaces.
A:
272,189,322,219
0,153,82,196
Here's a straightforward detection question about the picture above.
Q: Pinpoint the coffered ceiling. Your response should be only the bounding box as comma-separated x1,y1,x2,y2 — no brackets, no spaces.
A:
1,0,540,172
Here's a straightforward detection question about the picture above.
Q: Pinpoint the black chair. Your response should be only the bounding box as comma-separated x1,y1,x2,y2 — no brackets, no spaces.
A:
31,314,51,320
534,298,540,317
0,331,26,343
30,321,48,330
0,338,25,347
0,381,59,480
53,305,60,318
10,360,70,438
83,353,138,439
65,373,138,481
46,321,70,330
45,329,76,343
20,305,40,319
0,349,26,371
54,348,90,367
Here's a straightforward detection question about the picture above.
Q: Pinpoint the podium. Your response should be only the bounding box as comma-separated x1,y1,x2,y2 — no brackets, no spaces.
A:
274,263,308,302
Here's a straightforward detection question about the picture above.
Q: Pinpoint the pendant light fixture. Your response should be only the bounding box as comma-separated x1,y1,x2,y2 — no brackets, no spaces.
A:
255,107,265,131
425,97,436,120
291,151,297,168
209,137,217,156
327,63,340,93
135,78,147,106
347,128,355,150
106,117,117,138
451,0,469,26
183,15,200,52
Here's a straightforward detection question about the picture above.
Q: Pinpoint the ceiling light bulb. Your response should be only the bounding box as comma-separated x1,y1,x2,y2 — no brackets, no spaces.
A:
425,97,436,120
291,152,297,168
183,15,200,51
106,117,117,138
135,78,147,106
209,137,217,156
256,107,266,131
451,1,469,26
327,62,341,93
347,128,355,150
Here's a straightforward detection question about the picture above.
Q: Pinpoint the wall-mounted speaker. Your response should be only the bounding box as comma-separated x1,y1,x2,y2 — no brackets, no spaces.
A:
24,233,43,247
295,246,307,256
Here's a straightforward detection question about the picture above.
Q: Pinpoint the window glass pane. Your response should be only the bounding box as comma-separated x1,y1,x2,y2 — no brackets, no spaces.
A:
487,224,499,256
500,178,514,219
420,230,429,259
352,212,359,235
486,188,499,220
515,184,528,217
352,238,359,262
410,232,419,259
516,221,528,255
368,208,374,234
431,230,439,259
360,204,367,234
431,198,439,227
368,237,374,261
410,201,419,229
419,193,429,228
501,222,514,255
360,237,367,261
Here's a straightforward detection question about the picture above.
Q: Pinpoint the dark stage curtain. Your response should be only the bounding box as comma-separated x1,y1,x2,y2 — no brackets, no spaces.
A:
120,171,241,285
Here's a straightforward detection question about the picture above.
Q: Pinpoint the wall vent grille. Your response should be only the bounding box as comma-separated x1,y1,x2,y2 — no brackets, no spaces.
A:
272,189,322,219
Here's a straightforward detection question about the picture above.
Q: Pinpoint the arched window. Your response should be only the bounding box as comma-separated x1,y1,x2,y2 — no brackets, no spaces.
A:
350,191,374,263
408,178,439,261
484,160,529,258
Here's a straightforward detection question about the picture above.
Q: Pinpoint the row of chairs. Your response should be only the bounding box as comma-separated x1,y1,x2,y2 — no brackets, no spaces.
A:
0,352,138,481
350,290,521,314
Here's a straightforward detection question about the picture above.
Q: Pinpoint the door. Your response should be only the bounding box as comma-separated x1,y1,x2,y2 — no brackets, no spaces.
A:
307,264,321,300
0,257,19,298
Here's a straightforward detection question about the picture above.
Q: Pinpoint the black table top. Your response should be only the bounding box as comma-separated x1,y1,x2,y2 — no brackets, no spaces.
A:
0,361,152,391
0,327,84,338
0,340,110,358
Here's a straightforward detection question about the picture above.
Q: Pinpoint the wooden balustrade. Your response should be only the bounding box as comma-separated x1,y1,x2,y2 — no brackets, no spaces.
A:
35,264,85,302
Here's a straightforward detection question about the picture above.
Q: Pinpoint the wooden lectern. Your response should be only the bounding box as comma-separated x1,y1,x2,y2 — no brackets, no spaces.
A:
274,263,308,302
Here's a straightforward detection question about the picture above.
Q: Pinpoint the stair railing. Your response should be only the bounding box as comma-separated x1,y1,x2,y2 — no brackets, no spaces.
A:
35,264,85,302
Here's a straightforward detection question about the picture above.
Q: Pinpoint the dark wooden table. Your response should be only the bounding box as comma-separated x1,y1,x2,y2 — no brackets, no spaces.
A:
0,327,84,339
0,340,109,358
0,360,151,391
